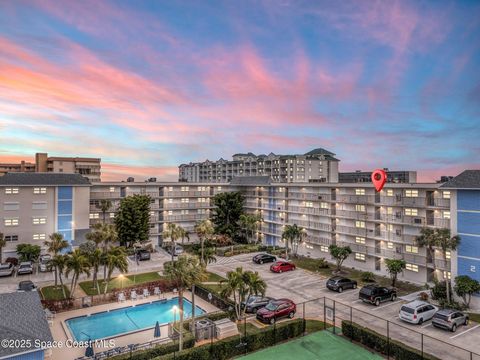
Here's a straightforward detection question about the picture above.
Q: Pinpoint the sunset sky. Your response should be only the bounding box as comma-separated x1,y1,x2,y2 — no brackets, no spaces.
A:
0,0,479,182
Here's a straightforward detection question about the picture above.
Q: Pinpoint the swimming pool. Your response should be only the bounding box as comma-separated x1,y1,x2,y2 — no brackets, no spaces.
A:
65,297,205,341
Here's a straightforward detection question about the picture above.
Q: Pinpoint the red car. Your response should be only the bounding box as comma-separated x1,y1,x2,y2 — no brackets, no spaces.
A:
256,299,296,324
270,260,296,273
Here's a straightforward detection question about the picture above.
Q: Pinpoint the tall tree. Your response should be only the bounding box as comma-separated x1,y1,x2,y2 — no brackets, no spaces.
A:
281,224,305,260
194,220,214,266
103,247,128,294
385,259,406,287
97,199,112,224
435,228,460,304
86,223,118,281
0,232,5,264
239,214,262,244
65,249,91,296
211,192,245,240
241,270,267,317
329,245,352,273
416,228,438,280
51,254,68,298
162,223,182,263
114,194,151,247
163,255,206,351
454,275,480,308
16,244,41,262
178,226,189,245
88,248,103,294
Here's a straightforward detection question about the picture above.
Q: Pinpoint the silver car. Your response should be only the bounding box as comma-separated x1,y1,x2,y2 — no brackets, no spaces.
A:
17,261,33,275
399,300,438,325
39,254,52,272
432,309,469,332
0,263,14,277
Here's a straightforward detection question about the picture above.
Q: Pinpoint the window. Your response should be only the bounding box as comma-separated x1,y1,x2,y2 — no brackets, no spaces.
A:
168,198,173,203
109,212,115,218
168,187,173,191
386,189,394,196
3,202,19,211
406,263,418,272
5,235,18,242
355,253,366,261
355,204,365,212
445,251,451,260
5,188,19,194
443,271,451,280
355,221,365,228
405,190,418,197
4,218,19,226
89,213,100,219
149,211,155,216
217,186,222,191
305,201,313,208
168,210,173,215
387,207,393,215
355,189,365,195
197,209,207,214
442,191,450,199
181,198,189,203
33,187,47,194
406,245,418,254
320,202,329,209
405,208,418,216
198,198,207,203
109,187,115,192
197,186,207,191
181,210,189,215
386,224,394,232
355,236,365,244
320,245,329,253
386,242,394,249
442,211,451,219
33,233,46,240
181,186,189,191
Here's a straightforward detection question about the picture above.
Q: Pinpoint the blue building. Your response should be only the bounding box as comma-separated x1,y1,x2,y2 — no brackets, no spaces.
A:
441,170,480,307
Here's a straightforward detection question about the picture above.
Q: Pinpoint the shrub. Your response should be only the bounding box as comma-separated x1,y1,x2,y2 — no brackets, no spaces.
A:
438,299,466,310
430,281,452,301
418,292,429,302
342,321,440,360
361,271,376,282
5,257,18,266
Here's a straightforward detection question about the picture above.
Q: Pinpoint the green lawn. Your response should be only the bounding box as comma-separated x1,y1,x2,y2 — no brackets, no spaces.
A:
199,283,224,296
468,312,480,323
79,271,163,296
204,271,226,283
41,285,70,300
240,330,382,360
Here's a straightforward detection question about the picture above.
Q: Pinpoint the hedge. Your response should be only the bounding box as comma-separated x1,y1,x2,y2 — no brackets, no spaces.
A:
342,321,440,360
156,319,304,360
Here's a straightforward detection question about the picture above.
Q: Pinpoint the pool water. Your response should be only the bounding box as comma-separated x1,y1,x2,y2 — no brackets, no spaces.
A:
66,297,205,341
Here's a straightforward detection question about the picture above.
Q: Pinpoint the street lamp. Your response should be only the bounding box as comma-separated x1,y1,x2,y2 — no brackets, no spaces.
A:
172,305,178,326
119,274,124,290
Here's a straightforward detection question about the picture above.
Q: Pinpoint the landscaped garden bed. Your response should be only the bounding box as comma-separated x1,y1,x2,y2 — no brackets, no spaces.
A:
79,271,164,295
40,285,71,300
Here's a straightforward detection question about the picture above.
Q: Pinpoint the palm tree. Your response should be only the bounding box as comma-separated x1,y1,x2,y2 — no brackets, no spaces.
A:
241,270,267,317
44,233,69,287
97,199,112,224
0,232,5,264
202,247,217,265
416,228,438,280
51,254,68,298
239,214,262,244
221,267,247,320
281,224,305,260
103,247,128,294
87,223,118,281
194,220,214,266
435,228,461,303
178,227,190,245
65,249,91,296
163,255,207,351
88,248,103,294
163,223,182,263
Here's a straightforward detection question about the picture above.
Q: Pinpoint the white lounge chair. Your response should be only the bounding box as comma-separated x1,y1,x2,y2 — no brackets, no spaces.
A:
117,292,126,302
143,288,150,298
154,287,161,297
130,290,137,301
173,288,178,295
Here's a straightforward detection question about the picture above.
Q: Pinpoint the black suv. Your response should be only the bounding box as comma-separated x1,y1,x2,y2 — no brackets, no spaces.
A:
241,295,274,313
359,284,397,306
326,276,358,293
137,250,151,261
252,253,276,264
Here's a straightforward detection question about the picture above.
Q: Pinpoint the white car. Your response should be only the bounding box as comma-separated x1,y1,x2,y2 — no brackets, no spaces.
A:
17,261,34,275
39,254,52,272
399,300,438,325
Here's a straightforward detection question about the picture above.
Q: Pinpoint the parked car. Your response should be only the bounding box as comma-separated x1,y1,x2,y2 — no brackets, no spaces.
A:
399,301,438,325
270,260,296,273
256,299,296,324
137,249,151,261
359,284,397,306
17,280,37,292
39,254,52,272
241,295,274,314
167,245,184,256
0,263,14,277
253,253,277,264
17,261,34,275
326,276,357,293
432,309,469,332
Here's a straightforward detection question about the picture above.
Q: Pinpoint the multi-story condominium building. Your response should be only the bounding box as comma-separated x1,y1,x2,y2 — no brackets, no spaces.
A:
339,170,417,183
0,173,91,258
178,148,339,183
0,152,101,182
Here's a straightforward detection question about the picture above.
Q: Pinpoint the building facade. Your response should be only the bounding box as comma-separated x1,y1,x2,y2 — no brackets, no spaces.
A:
0,152,101,182
0,173,91,258
339,170,417,183
179,148,340,183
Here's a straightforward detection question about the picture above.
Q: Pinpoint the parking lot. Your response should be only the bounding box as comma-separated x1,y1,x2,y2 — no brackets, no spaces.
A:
208,253,480,359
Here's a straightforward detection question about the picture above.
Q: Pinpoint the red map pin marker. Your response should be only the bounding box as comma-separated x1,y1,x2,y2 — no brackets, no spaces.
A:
371,169,387,192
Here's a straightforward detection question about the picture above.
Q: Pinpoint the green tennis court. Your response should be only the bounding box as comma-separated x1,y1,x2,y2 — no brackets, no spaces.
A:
240,331,382,360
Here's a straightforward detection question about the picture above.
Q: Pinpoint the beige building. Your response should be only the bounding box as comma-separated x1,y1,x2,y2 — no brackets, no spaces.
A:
0,173,91,258
179,148,339,183
0,153,101,182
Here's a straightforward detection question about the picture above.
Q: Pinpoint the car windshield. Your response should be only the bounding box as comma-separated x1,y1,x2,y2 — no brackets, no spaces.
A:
247,297,258,304
401,306,415,314
265,302,278,311
20,264,29,268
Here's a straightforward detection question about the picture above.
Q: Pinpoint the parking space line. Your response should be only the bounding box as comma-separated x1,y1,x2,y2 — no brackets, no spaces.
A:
421,323,432,329
450,324,480,339
352,299,363,304
371,301,400,311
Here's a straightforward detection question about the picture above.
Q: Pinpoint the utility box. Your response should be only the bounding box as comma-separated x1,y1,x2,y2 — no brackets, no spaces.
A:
194,319,215,341
214,318,239,339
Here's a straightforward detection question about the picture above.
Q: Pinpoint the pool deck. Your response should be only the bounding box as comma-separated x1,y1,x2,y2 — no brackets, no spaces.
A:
48,291,219,360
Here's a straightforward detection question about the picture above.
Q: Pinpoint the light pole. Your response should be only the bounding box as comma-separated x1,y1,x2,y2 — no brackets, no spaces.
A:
173,305,178,326
119,274,124,290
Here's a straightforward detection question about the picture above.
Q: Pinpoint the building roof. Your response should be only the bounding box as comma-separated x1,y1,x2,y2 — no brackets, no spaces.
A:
0,172,91,186
440,170,480,189
47,156,100,162
0,292,53,358
303,148,335,156
230,176,271,185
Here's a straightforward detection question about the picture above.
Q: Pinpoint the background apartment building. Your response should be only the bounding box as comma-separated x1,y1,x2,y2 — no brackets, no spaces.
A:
179,148,340,183
0,152,101,182
0,173,91,258
339,170,417,183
